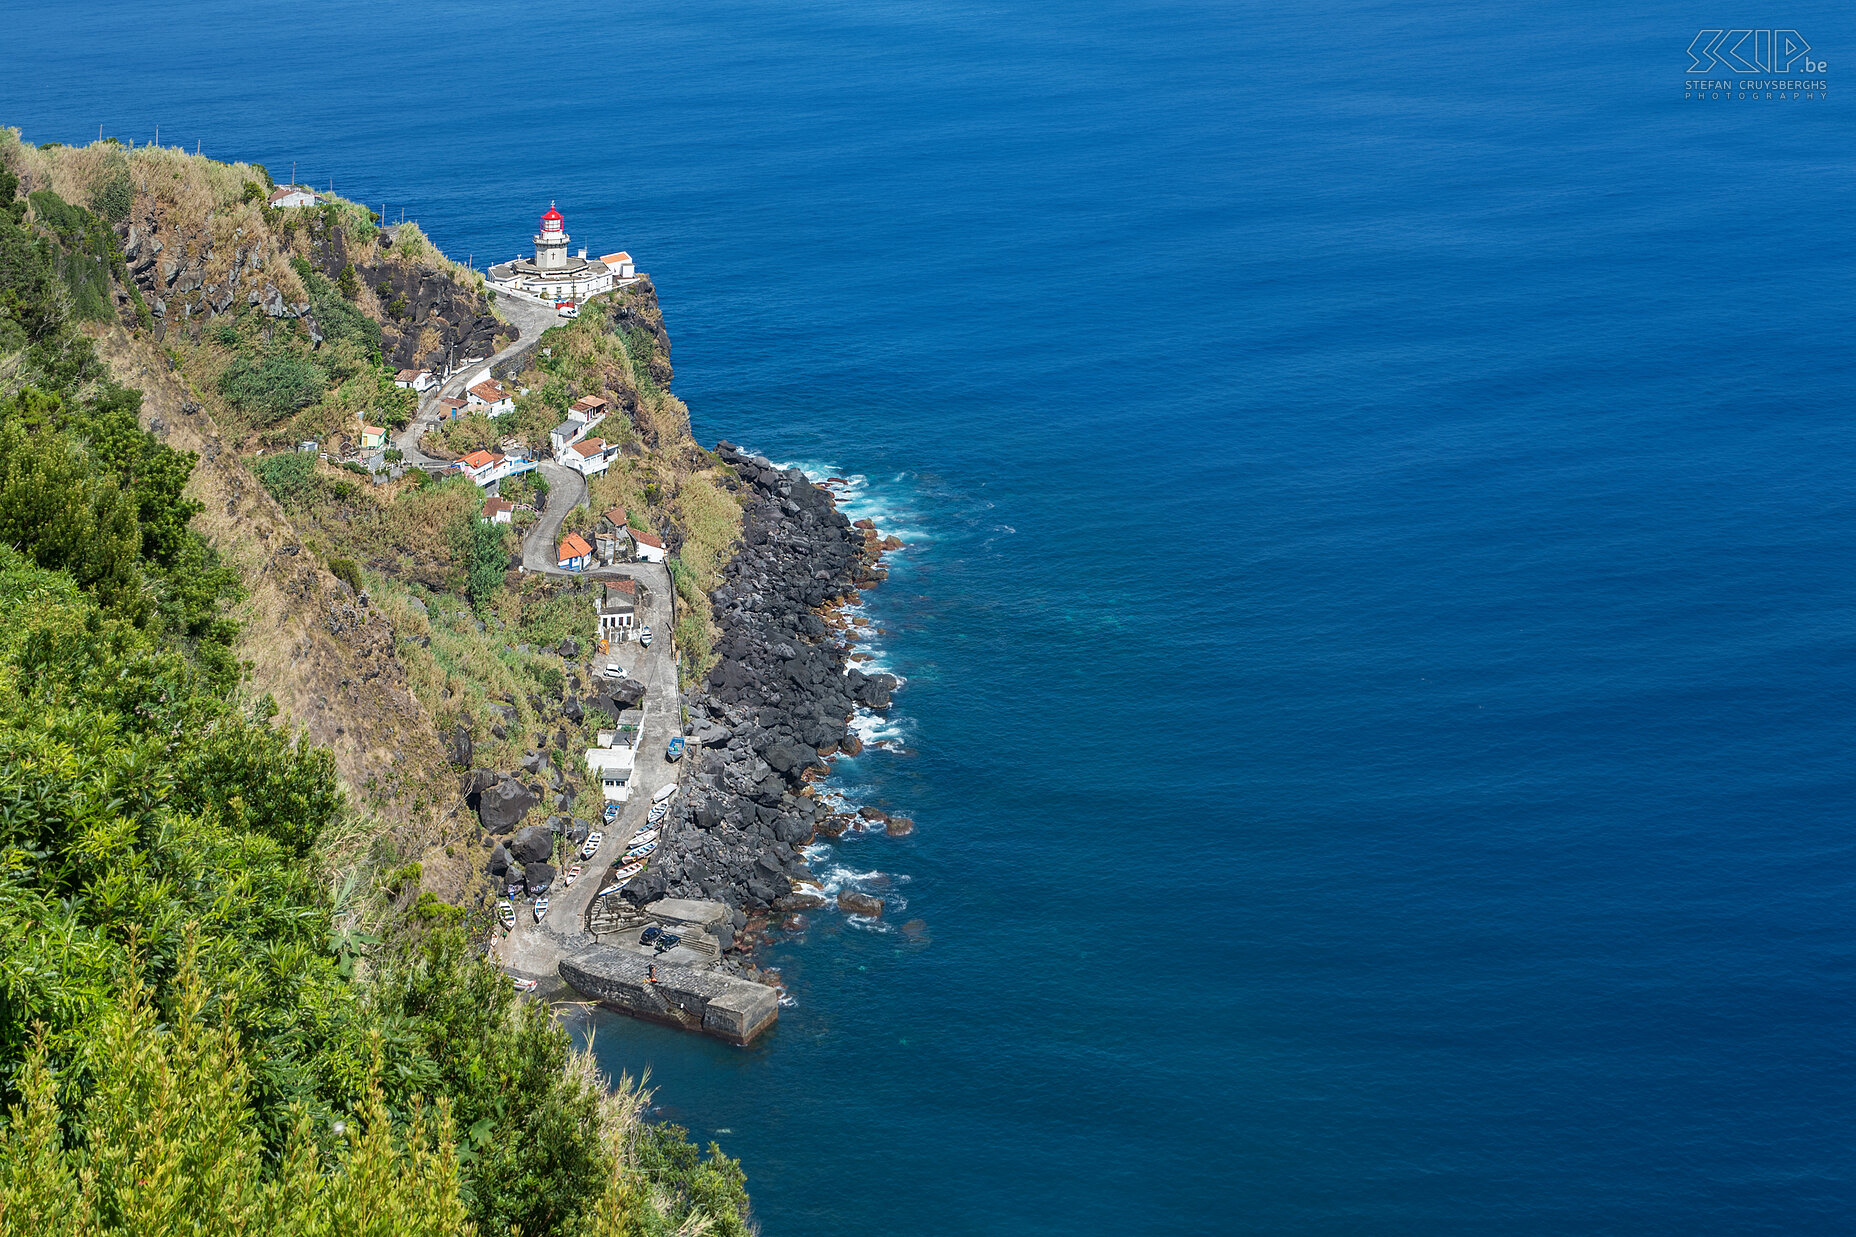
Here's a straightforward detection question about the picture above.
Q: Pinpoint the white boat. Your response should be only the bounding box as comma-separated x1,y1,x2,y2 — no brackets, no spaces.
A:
622,841,658,862
563,863,584,887
612,860,645,882
512,976,538,992
646,803,668,826
498,900,516,930
639,625,653,647
581,831,604,859
596,879,630,898
627,829,658,848
534,897,550,922
651,783,680,806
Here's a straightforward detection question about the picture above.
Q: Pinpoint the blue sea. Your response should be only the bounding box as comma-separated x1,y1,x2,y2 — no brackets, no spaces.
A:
8,1,1854,1231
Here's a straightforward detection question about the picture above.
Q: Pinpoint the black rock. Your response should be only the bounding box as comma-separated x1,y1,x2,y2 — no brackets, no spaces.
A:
448,724,473,768
478,777,540,833
511,824,554,866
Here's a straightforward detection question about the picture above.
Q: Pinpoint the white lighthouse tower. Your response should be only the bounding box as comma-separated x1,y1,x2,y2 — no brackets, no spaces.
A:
534,202,569,271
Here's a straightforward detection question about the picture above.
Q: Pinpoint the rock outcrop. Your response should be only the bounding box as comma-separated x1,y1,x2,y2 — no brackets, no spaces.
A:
613,443,900,917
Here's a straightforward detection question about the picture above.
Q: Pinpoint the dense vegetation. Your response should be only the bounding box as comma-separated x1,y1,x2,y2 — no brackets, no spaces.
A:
0,144,752,1233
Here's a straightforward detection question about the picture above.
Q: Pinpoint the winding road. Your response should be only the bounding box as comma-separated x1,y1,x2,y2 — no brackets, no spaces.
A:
393,294,562,469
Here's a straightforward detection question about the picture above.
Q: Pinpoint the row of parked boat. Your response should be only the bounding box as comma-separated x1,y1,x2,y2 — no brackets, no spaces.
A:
498,784,682,932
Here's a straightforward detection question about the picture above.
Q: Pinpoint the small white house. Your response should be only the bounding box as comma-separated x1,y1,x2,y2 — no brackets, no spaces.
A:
600,252,636,279
630,527,668,563
458,450,536,489
467,379,514,416
563,437,614,478
585,740,636,803
483,496,514,524
394,368,437,393
597,578,639,639
266,185,317,209
568,395,610,423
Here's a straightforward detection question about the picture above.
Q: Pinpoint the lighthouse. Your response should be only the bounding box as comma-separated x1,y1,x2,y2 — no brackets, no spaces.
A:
487,201,628,304
534,202,570,271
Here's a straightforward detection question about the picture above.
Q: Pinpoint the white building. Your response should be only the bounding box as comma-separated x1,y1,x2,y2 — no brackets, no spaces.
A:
267,185,317,209
586,731,638,802
487,204,617,304
456,449,536,488
630,527,668,563
483,496,514,524
395,368,437,392
597,578,640,640
467,379,514,416
600,252,636,279
561,436,615,478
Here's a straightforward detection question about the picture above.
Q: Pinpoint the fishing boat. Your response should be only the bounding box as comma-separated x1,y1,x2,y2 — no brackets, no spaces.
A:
498,900,516,930
639,625,653,648
534,897,549,922
647,802,668,826
627,829,658,848
512,977,538,993
666,736,686,762
602,802,621,823
612,860,645,882
595,878,630,898
563,863,584,887
581,831,604,859
622,841,658,863
652,782,680,805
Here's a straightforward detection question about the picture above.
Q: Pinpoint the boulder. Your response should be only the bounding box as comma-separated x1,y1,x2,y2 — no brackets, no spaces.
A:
478,778,540,833
562,696,584,723
511,825,554,866
525,861,556,893
487,844,510,877
837,891,883,918
885,815,916,837
448,724,473,768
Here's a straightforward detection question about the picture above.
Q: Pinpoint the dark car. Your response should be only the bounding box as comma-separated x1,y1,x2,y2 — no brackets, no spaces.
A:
640,925,662,944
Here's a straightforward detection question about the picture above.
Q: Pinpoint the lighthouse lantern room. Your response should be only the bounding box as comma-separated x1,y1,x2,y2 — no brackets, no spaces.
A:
535,203,569,271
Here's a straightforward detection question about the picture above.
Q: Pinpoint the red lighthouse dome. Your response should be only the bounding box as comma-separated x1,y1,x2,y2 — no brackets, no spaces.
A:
540,203,564,233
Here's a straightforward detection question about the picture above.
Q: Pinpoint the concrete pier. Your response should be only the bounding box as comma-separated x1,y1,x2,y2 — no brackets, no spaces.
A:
560,948,779,1045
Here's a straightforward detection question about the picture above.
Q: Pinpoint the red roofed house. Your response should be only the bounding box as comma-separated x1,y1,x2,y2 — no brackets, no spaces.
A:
467,379,514,416
360,422,387,450
564,436,614,478
483,496,515,525
599,252,636,279
558,532,594,572
597,577,639,638
394,368,437,392
630,527,668,564
457,449,508,487
568,395,609,423
266,184,317,209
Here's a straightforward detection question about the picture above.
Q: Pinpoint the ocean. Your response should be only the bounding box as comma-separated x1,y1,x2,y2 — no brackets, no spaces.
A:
6,0,1854,1231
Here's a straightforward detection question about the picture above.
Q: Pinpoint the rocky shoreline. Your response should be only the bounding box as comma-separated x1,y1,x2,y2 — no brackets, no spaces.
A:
617,442,903,961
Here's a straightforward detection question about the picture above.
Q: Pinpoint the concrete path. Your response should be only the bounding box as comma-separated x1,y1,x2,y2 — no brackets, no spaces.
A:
495,561,681,983
394,295,561,468
520,461,588,573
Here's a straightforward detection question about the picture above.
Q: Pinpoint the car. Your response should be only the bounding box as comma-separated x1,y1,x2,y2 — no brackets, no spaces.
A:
653,933,681,953
556,302,579,318
666,736,686,762
640,925,662,944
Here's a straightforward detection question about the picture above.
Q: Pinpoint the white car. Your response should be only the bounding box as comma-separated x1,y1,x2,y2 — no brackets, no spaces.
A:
557,303,579,318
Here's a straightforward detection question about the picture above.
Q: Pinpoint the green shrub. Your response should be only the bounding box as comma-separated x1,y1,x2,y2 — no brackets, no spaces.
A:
328,556,364,594
252,449,316,505
208,319,241,348
217,353,326,423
